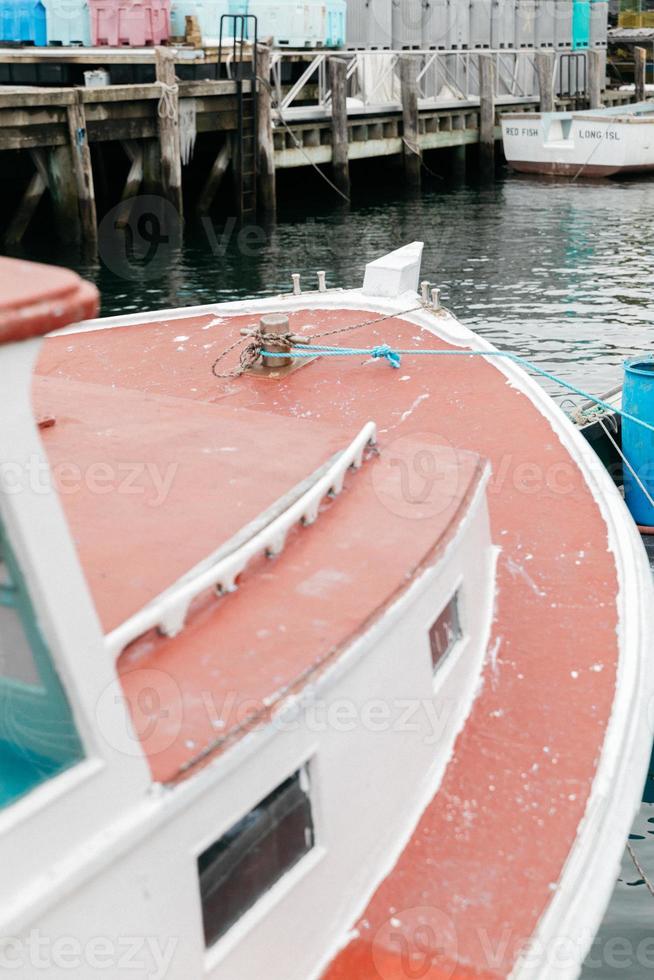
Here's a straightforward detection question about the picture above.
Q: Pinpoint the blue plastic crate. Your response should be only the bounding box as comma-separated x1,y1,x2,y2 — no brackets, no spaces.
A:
0,0,47,44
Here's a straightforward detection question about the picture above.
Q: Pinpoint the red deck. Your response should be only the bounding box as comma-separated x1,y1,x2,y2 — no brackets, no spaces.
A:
36,306,619,978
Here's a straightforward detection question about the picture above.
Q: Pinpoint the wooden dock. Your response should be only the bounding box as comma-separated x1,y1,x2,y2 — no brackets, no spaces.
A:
0,44,641,250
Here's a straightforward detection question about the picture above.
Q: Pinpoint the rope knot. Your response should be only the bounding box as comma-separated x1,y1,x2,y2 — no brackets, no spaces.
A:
371,344,402,369
158,82,179,120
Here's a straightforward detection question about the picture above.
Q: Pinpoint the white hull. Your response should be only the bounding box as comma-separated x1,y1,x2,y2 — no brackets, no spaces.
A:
501,102,654,177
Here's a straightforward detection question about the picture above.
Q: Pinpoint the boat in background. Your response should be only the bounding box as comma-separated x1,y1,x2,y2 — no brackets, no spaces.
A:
1,244,653,979
501,100,654,177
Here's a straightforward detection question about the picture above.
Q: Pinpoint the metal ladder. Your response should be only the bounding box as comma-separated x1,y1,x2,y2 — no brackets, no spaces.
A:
219,14,259,220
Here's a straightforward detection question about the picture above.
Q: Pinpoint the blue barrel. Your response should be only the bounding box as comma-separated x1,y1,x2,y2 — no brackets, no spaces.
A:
622,359,654,526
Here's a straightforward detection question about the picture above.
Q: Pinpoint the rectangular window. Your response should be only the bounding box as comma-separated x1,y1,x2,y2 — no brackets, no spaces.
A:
429,591,462,672
198,767,314,948
0,524,84,812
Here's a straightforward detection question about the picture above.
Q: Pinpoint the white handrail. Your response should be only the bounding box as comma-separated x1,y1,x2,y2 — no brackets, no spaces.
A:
270,48,544,114
105,421,378,660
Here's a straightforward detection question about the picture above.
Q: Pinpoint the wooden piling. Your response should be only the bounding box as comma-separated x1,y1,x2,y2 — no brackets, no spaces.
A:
66,92,97,248
588,50,603,109
400,54,421,189
536,50,556,113
154,47,183,220
479,53,496,173
329,56,351,199
47,144,81,244
257,44,276,215
635,46,647,103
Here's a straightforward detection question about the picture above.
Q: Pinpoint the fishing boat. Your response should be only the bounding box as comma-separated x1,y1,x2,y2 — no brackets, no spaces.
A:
501,100,654,177
1,243,652,979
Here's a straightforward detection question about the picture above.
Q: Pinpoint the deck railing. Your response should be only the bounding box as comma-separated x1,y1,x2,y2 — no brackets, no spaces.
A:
270,48,549,114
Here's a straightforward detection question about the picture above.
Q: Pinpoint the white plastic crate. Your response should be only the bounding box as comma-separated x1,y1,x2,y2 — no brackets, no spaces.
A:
45,0,91,44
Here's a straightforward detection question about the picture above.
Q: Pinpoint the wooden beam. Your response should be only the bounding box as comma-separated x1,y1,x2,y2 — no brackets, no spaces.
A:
400,54,421,188
536,50,556,113
479,53,495,173
66,92,97,247
635,46,647,102
196,141,231,215
588,49,603,109
257,44,276,215
155,47,184,220
5,151,47,245
114,140,144,229
329,56,350,199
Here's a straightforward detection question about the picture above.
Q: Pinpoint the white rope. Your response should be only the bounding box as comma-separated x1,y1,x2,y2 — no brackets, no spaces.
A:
598,416,654,514
158,82,179,120
626,842,654,899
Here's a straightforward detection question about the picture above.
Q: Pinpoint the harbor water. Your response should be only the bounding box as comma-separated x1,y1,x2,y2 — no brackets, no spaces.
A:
12,161,654,974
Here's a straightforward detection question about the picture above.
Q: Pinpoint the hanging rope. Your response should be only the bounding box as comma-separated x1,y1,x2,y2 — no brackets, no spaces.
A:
257,73,352,205
626,842,654,899
157,82,179,120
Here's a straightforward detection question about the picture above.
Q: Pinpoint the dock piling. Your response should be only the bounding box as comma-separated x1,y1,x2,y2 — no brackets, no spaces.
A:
535,51,556,113
400,55,421,188
66,92,97,248
588,50,603,109
155,47,183,221
635,46,647,103
257,44,276,215
47,144,82,245
329,56,351,199
479,53,496,174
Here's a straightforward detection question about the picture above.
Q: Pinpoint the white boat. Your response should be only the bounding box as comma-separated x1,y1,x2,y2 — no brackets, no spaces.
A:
501,100,654,177
1,244,653,979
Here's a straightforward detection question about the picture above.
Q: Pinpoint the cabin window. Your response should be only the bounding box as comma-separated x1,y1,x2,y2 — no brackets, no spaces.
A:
0,522,83,812
429,592,462,671
198,767,314,947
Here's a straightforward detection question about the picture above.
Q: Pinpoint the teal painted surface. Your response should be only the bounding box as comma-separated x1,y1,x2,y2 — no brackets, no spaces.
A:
572,0,590,47
0,740,65,809
0,522,83,812
44,0,91,45
326,0,345,46
622,359,654,525
0,0,47,44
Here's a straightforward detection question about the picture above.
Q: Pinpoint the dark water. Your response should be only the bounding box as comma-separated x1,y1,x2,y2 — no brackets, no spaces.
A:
12,161,654,975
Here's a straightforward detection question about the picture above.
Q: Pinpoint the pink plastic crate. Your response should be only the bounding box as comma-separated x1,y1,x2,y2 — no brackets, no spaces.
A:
89,0,170,45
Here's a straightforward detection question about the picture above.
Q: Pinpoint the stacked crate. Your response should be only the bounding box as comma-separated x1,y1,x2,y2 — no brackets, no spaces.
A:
44,0,92,44
88,0,170,45
169,0,227,40
0,0,47,44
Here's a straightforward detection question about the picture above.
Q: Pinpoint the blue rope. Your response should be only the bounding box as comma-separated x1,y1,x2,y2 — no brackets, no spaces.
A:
261,344,654,437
